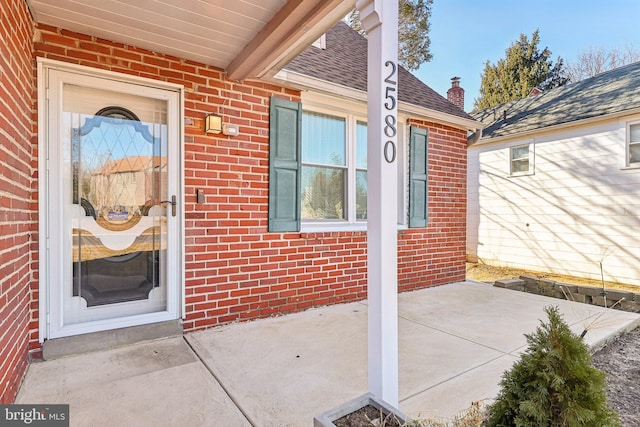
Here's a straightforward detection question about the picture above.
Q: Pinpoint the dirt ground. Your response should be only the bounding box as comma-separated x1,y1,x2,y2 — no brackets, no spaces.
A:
465,262,640,293
592,327,640,427
466,262,639,426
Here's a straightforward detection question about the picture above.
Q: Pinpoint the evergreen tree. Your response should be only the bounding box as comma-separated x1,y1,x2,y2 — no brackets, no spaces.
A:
348,0,433,71
486,306,620,427
474,30,568,110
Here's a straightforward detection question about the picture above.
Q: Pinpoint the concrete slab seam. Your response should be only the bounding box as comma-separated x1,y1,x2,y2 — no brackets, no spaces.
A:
397,314,509,355
182,336,257,427
398,353,512,404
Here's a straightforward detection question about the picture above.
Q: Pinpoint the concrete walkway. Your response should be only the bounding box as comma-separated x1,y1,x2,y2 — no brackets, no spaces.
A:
16,281,640,426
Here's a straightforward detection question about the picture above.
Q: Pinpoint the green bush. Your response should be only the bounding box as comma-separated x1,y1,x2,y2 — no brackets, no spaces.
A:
485,306,620,427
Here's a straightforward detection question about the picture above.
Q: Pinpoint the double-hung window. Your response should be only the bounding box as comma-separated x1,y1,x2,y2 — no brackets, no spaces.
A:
268,96,428,232
628,123,640,166
300,111,367,222
509,144,533,175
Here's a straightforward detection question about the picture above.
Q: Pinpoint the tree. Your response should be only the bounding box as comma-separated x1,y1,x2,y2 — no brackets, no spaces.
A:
474,30,568,110
348,0,433,71
486,306,620,427
565,43,640,82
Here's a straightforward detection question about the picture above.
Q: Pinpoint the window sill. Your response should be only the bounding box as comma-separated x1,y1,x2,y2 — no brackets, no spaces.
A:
301,222,408,233
620,165,640,170
508,171,534,177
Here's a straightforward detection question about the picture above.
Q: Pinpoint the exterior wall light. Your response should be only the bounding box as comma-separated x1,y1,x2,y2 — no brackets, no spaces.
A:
204,113,222,134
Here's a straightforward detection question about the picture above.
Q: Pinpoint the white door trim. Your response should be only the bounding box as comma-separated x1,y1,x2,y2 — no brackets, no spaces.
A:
37,58,185,341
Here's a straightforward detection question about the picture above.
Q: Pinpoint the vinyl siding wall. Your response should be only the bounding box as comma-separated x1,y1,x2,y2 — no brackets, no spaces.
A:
468,117,640,286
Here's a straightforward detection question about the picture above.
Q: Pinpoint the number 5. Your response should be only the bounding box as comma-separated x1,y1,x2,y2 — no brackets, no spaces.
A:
385,86,396,111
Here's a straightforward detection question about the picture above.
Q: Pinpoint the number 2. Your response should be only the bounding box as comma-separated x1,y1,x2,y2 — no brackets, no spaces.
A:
384,61,397,85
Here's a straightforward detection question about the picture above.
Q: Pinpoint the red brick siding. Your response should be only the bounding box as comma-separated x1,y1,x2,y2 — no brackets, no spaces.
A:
29,28,467,340
399,120,467,291
0,0,35,404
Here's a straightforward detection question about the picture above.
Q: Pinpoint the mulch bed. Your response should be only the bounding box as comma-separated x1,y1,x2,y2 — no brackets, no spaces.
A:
333,405,402,427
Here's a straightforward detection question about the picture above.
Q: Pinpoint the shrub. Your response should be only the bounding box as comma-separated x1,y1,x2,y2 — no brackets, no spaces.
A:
485,306,620,426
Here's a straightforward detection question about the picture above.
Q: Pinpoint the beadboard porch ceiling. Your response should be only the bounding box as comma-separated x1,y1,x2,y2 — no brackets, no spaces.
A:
26,0,355,80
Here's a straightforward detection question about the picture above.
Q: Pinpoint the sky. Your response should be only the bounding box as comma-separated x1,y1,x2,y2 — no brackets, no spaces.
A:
414,0,640,112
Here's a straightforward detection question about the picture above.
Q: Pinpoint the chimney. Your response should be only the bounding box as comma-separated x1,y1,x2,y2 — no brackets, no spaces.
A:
447,76,465,111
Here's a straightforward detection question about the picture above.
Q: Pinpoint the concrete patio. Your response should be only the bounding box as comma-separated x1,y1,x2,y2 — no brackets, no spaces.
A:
15,281,640,426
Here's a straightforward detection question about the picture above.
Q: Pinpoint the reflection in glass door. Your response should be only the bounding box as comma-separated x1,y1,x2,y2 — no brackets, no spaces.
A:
70,103,167,308
44,66,181,338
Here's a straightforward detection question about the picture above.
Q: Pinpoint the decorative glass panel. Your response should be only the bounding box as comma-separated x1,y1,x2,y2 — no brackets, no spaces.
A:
64,86,168,308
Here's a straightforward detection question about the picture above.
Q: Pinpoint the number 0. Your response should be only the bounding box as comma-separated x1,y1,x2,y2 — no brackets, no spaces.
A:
384,141,396,163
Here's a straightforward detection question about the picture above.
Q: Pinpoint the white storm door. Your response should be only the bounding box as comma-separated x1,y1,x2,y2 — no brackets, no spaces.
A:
45,67,181,339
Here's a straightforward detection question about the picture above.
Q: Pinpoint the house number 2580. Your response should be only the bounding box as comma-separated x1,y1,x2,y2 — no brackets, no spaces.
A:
383,60,397,163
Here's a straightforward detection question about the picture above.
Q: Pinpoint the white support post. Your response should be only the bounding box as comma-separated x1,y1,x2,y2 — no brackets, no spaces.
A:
356,0,399,407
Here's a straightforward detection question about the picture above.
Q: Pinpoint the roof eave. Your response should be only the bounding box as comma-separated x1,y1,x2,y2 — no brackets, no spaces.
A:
273,69,482,131
228,0,356,80
473,106,640,146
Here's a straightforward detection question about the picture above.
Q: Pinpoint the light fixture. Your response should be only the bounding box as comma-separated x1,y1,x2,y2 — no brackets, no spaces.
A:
204,113,222,134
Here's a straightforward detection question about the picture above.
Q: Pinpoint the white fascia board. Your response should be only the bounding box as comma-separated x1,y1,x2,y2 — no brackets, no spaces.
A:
398,101,482,132
473,106,640,147
272,69,482,131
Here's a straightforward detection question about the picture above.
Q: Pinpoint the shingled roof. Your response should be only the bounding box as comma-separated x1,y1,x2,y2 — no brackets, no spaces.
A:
472,60,640,141
284,21,473,121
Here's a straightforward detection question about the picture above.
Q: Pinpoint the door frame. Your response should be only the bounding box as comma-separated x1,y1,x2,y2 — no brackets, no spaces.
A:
37,58,185,341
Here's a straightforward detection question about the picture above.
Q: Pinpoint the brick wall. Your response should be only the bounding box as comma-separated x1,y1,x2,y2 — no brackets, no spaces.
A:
30,27,467,338
399,120,467,291
0,0,35,404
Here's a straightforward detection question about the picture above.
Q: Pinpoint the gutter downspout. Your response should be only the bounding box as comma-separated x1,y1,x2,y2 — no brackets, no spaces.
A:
468,128,482,145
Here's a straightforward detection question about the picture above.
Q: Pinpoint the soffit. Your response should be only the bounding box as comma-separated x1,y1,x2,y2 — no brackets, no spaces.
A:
26,0,355,80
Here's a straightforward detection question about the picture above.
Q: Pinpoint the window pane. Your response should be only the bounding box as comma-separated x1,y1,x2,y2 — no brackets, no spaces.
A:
302,112,345,166
356,170,367,220
356,121,367,169
512,159,529,173
630,124,640,143
511,145,529,160
630,143,640,164
301,165,345,219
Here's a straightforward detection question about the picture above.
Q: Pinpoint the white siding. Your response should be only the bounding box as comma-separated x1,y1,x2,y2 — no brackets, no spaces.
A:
467,117,640,286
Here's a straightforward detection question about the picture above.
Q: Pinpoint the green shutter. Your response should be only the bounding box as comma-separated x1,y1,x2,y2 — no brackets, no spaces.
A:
409,126,428,228
268,97,302,232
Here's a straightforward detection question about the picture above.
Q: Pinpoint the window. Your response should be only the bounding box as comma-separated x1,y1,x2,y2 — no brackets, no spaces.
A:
300,110,367,222
628,123,640,166
268,96,427,232
510,144,532,175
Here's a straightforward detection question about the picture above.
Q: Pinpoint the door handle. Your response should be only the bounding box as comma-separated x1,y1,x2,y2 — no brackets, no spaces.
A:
160,195,177,217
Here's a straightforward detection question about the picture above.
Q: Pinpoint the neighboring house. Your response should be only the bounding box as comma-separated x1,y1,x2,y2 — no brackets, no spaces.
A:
468,61,640,286
89,156,168,216
0,0,479,403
